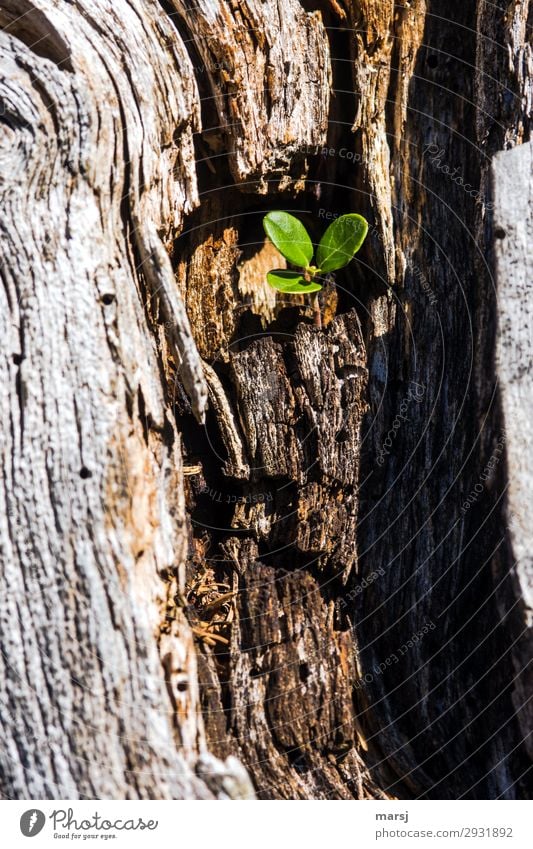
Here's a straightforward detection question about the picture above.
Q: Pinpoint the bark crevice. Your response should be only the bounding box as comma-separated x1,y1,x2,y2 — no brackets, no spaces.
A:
0,0,531,801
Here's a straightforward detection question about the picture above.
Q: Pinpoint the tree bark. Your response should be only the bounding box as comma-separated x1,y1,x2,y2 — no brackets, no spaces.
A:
0,0,531,800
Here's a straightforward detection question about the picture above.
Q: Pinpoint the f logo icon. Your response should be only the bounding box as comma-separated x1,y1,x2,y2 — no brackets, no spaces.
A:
20,810,45,837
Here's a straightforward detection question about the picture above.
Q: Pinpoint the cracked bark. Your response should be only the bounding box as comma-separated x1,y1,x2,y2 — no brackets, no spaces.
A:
0,0,531,800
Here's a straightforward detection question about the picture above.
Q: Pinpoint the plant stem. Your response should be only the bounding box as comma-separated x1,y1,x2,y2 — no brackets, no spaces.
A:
312,292,322,329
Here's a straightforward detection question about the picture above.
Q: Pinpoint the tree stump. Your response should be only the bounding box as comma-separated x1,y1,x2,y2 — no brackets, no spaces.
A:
0,0,531,799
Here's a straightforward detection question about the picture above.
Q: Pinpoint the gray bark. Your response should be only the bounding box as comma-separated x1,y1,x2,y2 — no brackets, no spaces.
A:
493,141,533,764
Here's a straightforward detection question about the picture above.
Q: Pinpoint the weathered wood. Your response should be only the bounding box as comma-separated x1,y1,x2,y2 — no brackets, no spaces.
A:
347,0,533,798
186,1,533,799
0,0,241,799
169,0,331,189
493,141,533,763
229,312,366,578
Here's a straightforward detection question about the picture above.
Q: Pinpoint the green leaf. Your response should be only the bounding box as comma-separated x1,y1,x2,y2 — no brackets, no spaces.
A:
266,270,322,293
263,211,314,268
316,213,368,273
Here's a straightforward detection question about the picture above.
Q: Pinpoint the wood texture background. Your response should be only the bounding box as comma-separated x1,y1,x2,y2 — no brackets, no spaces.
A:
0,0,531,799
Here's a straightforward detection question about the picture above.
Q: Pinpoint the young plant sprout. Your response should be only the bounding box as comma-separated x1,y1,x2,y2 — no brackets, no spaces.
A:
262,210,368,327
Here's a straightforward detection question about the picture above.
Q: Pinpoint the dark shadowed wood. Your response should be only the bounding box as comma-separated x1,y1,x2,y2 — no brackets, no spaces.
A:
493,141,533,765
0,0,531,800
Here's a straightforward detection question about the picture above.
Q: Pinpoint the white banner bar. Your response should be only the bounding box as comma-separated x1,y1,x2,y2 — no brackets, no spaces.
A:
2,800,532,848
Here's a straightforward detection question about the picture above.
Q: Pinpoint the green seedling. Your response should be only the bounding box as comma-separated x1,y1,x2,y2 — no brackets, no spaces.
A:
263,210,368,327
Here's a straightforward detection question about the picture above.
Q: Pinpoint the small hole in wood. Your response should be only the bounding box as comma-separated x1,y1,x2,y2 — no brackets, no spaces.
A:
176,680,188,693
494,227,506,240
101,293,115,305
79,467,92,479
13,354,23,366
299,662,311,682
335,428,349,443
427,55,438,69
